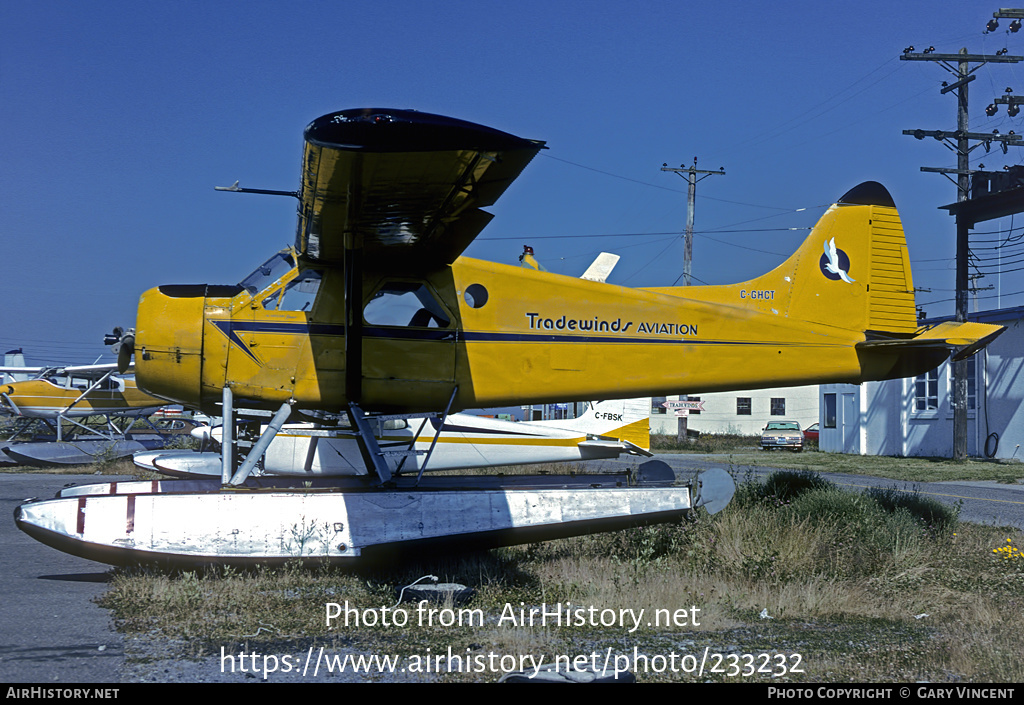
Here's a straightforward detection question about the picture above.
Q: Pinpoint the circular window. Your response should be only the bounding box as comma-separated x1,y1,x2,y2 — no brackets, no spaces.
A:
464,283,489,309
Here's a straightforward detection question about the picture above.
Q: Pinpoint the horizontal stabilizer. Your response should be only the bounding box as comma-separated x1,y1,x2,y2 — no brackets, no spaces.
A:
856,320,1005,362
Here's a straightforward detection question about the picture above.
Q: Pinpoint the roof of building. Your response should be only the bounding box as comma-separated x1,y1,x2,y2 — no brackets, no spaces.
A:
925,304,1024,326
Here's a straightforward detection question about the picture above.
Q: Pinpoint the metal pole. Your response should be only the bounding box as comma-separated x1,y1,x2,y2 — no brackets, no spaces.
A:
221,385,233,484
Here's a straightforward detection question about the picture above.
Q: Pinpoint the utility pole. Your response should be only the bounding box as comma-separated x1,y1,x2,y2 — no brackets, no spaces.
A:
661,159,725,285
902,19,1023,460
661,159,725,443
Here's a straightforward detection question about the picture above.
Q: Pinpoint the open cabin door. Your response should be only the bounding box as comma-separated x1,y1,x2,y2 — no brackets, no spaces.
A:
360,278,457,411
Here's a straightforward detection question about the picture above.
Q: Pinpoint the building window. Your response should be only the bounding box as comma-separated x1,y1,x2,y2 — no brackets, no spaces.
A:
824,393,836,428
736,397,751,415
914,368,939,411
652,397,667,414
770,398,785,416
689,396,700,414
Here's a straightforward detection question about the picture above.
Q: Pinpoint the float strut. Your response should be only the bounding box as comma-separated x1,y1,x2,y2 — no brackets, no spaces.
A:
221,386,234,484
229,401,294,486
415,386,458,487
347,402,393,485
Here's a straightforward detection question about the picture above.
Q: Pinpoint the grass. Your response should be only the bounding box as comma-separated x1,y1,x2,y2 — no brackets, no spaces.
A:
651,432,760,454
650,432,1024,484
0,456,141,475
716,451,1024,484
93,467,1024,683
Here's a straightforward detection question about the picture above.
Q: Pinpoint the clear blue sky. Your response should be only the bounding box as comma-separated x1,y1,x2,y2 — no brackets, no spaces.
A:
4,1,1024,365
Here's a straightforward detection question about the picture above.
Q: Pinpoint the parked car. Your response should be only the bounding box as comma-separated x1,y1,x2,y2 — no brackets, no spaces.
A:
760,420,804,452
803,422,819,443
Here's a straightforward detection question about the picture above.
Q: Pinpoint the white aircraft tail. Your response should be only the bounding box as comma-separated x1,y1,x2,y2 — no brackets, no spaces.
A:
580,252,620,283
526,398,650,452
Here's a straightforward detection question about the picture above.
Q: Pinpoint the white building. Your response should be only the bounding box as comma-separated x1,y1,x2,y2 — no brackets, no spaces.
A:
819,306,1024,459
649,386,819,436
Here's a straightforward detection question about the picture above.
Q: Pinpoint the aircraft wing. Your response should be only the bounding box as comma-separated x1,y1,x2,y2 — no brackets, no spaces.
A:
295,108,545,269
53,363,128,378
0,366,47,376
0,363,126,380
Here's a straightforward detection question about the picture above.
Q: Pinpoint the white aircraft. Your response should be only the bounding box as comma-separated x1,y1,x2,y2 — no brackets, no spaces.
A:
136,398,652,478
0,360,176,467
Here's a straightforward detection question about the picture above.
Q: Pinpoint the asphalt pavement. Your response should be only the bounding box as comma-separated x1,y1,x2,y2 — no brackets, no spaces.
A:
590,453,1024,530
0,473,132,683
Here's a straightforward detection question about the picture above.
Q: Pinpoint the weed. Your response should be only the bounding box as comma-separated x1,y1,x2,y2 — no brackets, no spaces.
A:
993,537,1024,562
759,469,833,504
865,485,960,539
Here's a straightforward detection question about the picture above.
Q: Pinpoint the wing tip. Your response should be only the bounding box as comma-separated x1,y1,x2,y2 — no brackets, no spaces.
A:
305,108,544,154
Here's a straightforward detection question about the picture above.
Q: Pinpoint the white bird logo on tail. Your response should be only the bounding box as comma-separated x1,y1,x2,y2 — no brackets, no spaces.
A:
822,237,855,283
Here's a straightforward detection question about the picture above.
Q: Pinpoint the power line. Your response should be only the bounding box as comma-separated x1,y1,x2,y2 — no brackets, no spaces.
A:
540,153,793,211
478,226,808,241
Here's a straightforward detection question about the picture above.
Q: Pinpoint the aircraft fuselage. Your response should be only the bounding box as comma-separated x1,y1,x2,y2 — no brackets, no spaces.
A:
132,200,944,416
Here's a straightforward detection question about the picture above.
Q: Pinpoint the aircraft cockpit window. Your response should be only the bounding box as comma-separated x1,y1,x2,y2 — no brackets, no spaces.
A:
262,270,322,312
364,282,450,328
240,250,296,295
278,270,322,311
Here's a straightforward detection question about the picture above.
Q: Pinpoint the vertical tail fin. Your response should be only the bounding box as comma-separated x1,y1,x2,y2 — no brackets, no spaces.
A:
721,182,919,336
527,398,651,451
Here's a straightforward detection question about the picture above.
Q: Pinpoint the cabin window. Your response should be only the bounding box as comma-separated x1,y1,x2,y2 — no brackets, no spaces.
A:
736,397,751,415
464,284,489,308
87,377,124,392
364,281,450,328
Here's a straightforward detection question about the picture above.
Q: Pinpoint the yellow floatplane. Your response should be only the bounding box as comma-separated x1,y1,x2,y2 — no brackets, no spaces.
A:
16,109,1003,567
1,363,174,466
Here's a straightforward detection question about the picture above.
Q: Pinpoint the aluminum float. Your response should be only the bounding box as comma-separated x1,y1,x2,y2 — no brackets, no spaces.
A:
15,463,734,569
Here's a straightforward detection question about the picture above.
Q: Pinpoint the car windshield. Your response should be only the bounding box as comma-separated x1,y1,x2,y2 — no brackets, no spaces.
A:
766,422,800,431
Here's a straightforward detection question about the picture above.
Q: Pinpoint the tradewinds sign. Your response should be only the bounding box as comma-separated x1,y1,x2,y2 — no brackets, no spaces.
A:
662,400,706,411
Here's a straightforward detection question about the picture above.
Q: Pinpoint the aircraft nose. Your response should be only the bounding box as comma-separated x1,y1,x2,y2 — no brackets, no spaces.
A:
133,285,205,408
